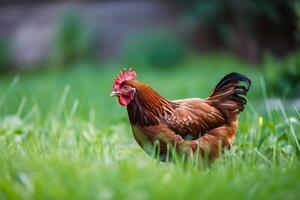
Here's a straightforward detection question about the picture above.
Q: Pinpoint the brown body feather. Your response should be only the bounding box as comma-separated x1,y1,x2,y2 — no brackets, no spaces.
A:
124,73,251,160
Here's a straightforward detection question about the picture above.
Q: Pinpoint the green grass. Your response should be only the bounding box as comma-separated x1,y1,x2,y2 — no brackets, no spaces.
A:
0,55,300,200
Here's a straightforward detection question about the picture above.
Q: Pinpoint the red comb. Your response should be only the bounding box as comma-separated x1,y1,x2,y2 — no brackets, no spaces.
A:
113,68,137,89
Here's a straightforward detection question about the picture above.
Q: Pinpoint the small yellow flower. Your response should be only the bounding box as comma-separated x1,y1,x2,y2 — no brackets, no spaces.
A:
258,116,263,127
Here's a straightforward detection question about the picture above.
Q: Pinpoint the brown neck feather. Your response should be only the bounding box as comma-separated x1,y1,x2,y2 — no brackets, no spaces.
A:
125,80,177,126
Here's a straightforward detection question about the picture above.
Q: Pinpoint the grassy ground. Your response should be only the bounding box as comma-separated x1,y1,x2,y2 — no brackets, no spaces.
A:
0,55,300,200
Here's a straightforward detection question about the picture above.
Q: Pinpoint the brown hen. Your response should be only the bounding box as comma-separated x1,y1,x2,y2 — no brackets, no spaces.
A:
111,69,251,160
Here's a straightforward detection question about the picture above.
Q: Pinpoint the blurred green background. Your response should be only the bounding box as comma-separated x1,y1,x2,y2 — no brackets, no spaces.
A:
0,0,300,97
0,1,300,200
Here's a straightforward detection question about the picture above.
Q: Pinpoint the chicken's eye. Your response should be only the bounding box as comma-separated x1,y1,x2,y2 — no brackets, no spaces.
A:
123,85,129,89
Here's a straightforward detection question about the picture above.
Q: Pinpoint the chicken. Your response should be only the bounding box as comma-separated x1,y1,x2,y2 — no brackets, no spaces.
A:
111,68,251,160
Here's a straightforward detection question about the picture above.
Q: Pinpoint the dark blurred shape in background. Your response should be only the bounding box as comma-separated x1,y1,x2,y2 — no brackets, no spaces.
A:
0,0,298,69
179,0,297,59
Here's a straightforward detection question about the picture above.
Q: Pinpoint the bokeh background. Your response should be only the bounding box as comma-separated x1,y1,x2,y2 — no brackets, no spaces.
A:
0,0,299,65
1,1,300,199
0,0,298,66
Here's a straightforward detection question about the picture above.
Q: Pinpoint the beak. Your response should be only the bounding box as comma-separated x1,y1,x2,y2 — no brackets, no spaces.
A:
110,90,119,97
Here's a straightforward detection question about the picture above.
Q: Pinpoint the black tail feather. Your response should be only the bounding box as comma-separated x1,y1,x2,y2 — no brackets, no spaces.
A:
209,72,251,112
212,72,251,95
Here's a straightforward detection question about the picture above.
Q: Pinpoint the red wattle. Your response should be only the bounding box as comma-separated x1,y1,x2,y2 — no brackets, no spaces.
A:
118,95,131,106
